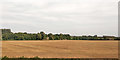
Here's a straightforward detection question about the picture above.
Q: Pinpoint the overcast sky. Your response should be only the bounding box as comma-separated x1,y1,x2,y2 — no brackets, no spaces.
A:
0,0,118,36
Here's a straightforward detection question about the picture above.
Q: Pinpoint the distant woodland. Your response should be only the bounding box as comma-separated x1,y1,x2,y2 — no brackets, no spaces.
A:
1,29,120,40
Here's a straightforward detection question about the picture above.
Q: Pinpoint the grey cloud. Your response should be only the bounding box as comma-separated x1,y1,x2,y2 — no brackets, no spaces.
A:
1,0,118,36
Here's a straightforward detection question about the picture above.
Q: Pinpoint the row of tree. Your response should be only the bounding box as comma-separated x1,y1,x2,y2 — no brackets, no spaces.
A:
1,29,120,40
2,32,120,40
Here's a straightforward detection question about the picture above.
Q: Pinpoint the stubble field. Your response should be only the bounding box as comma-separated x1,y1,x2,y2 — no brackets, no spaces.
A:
2,40,118,58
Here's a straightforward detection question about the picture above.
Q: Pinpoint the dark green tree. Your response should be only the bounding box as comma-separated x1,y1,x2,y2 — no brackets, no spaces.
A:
36,33,42,40
48,33,54,40
40,31,47,40
59,33,63,40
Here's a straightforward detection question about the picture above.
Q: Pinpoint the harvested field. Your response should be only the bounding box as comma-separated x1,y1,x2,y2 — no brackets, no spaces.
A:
2,40,118,58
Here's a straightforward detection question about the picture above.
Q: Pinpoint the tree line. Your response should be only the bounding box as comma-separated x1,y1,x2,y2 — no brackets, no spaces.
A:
1,29,120,40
